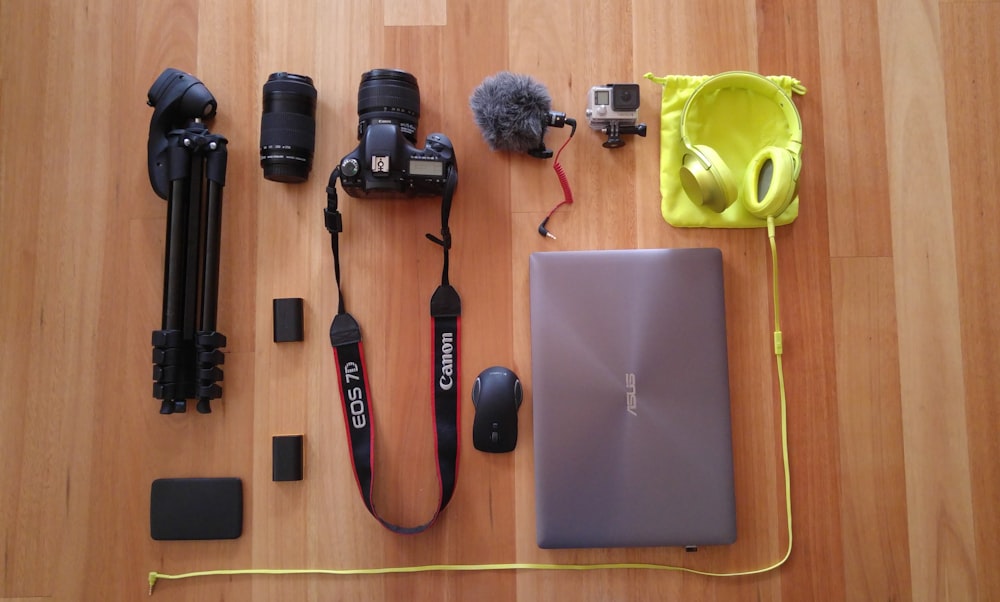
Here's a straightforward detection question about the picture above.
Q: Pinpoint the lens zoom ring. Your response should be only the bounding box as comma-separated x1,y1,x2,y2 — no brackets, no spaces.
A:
261,113,316,150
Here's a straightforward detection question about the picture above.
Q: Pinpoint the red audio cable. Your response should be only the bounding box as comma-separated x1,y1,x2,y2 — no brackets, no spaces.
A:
538,133,575,239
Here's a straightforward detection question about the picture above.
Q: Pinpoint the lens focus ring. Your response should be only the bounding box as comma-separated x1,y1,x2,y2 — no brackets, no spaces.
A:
356,69,420,141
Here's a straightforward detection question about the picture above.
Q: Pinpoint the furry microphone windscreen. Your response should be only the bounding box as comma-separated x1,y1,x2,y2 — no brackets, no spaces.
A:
469,71,552,153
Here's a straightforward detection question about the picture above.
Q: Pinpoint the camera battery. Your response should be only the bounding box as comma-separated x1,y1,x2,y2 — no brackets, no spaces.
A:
273,297,304,342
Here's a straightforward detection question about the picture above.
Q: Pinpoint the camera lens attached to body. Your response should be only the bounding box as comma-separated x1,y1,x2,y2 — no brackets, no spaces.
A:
260,72,317,183
338,69,456,198
357,69,421,142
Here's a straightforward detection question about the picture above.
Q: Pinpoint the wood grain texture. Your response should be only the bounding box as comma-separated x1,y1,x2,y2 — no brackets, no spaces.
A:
832,258,911,601
1,1,998,600
817,1,893,258
877,1,979,600
941,4,1000,600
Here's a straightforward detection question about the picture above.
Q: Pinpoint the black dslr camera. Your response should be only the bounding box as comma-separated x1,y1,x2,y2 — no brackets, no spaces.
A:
338,69,456,197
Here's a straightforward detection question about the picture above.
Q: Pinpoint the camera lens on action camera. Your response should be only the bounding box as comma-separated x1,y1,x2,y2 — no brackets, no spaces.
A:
612,84,640,111
260,72,317,183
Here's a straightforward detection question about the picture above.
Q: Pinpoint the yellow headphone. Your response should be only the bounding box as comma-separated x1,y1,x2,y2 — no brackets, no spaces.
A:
679,71,802,219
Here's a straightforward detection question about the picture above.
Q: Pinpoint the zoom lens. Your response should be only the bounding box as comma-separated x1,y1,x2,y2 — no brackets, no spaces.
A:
260,72,317,183
357,69,420,143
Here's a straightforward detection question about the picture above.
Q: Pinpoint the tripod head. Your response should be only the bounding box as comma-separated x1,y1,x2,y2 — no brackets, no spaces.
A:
147,68,218,199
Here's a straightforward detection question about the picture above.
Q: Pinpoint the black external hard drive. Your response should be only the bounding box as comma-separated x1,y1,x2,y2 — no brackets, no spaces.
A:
150,477,243,540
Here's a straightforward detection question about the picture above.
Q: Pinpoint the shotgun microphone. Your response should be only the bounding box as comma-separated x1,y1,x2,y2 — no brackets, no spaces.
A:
469,71,574,159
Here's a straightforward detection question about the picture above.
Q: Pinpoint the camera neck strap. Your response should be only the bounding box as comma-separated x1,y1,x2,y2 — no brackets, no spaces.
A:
323,166,461,534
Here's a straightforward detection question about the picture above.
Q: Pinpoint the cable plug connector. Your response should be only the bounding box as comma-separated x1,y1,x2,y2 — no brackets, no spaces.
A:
565,117,577,137
538,218,557,240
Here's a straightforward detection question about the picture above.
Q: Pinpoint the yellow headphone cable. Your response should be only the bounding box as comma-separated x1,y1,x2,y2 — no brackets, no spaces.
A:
148,220,792,594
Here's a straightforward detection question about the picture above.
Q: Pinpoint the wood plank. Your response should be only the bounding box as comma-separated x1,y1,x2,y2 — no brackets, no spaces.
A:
831,258,912,601
0,1,51,598
3,1,115,597
384,0,447,26
816,2,893,258
877,1,979,600
941,4,1000,601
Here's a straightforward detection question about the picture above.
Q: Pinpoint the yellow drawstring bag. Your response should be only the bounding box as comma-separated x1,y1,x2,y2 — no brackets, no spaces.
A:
644,73,806,228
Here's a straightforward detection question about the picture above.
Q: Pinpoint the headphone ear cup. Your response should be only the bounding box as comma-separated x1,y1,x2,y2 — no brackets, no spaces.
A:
741,147,798,219
680,145,737,213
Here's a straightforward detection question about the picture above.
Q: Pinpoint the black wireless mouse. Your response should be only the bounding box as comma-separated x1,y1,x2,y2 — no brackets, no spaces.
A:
471,366,523,453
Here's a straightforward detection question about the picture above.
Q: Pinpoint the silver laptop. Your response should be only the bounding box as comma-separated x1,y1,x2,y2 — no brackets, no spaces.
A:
529,248,736,549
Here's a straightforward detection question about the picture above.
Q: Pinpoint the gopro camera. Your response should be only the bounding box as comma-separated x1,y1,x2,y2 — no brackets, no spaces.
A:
585,83,646,148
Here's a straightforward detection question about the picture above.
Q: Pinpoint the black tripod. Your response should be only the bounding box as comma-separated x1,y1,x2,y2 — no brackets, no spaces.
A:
146,69,228,414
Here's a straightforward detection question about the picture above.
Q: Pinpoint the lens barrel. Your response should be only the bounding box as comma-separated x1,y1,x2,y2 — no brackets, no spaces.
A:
260,72,317,183
612,84,640,111
357,69,420,143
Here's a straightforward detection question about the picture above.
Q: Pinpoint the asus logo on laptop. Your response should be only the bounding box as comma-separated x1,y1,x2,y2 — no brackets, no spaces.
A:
625,372,637,416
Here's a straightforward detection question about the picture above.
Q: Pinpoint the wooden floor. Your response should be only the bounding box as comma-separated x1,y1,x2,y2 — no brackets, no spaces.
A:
2,1,998,600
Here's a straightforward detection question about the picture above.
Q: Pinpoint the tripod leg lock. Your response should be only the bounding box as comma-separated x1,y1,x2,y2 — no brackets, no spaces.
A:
197,331,227,348
151,329,226,414
194,330,227,414
151,329,189,414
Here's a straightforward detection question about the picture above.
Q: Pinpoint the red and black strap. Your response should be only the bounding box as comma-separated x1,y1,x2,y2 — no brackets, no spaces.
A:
324,167,461,533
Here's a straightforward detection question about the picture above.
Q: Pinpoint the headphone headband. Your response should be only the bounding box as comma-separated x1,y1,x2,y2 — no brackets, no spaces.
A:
680,71,802,169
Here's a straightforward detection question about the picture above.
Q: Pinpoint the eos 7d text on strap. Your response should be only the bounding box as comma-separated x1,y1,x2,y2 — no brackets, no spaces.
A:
324,165,461,534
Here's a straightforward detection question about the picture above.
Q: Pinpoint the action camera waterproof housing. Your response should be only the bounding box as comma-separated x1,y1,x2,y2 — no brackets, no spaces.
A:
585,83,646,149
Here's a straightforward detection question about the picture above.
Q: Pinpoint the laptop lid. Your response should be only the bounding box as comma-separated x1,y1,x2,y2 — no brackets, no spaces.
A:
529,248,736,549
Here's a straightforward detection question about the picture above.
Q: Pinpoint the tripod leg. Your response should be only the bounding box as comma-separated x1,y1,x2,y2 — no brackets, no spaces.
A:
200,179,222,333
162,176,189,332
154,174,191,414
183,151,205,342
196,137,228,414
153,138,195,414
196,179,223,414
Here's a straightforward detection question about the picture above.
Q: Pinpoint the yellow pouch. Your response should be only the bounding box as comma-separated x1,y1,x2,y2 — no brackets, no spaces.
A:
644,73,806,228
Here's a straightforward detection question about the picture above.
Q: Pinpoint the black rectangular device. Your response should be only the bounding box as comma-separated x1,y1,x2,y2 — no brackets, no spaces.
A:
150,477,243,540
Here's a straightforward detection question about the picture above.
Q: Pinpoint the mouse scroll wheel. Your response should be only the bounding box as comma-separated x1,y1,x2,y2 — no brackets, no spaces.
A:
491,423,500,444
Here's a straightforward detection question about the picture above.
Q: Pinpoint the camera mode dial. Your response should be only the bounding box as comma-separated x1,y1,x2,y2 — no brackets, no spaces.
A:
341,158,360,177
425,133,453,153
